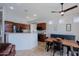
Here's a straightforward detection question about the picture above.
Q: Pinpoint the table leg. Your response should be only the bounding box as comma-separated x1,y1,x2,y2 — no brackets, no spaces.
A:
70,47,75,56
67,46,70,56
45,42,50,52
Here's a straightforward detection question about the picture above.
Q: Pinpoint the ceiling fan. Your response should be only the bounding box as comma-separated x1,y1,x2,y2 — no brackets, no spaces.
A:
51,3,78,16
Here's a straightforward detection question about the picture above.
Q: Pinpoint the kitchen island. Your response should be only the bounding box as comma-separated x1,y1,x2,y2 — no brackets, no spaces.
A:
6,33,38,50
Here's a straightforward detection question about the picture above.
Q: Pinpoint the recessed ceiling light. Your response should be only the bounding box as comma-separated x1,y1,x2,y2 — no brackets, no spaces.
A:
33,14,37,16
10,6,14,10
26,16,30,19
48,21,53,24
73,17,79,23
59,19,64,24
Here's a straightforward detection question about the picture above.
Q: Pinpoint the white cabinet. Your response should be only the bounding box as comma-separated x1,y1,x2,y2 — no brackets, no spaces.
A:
7,33,38,50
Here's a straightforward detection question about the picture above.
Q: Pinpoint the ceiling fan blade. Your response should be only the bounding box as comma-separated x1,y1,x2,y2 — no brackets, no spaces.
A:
51,11,60,13
63,5,78,12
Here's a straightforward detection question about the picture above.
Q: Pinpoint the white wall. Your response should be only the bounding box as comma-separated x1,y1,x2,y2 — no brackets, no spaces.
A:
46,21,58,37
0,10,3,43
46,17,79,41
30,24,37,33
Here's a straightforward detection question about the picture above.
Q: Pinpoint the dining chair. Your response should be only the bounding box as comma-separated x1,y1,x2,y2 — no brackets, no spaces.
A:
73,41,79,56
45,42,53,52
52,41,63,56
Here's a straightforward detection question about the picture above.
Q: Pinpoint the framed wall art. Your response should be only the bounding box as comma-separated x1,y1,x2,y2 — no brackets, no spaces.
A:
66,24,71,31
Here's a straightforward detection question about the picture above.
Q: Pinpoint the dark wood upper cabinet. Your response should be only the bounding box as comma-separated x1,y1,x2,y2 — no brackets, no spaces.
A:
37,23,46,30
20,24,30,30
5,21,30,32
5,21,14,32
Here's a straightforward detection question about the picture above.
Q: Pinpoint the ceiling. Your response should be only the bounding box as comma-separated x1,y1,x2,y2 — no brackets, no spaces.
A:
0,3,79,23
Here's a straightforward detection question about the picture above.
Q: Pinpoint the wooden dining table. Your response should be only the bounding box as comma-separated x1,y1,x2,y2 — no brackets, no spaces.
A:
45,38,79,48
45,38,79,56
